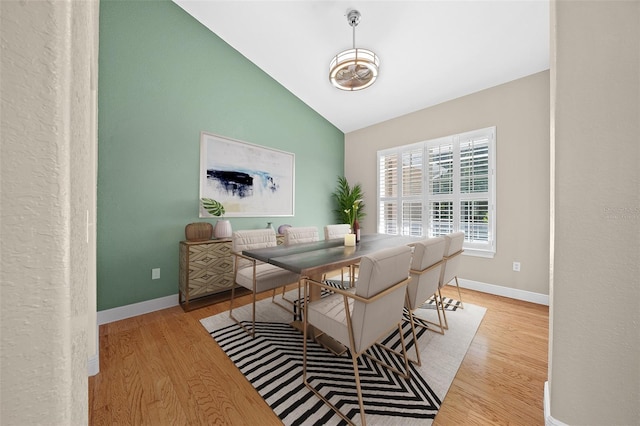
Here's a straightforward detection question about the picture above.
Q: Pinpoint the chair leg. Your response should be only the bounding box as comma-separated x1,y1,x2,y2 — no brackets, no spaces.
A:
302,281,308,381
270,284,299,317
351,353,367,426
415,304,447,334
229,285,257,338
272,286,291,306
411,291,447,336
321,267,349,289
251,290,256,336
434,296,447,333
406,313,422,365
405,294,422,366
453,275,464,308
229,285,236,318
396,323,411,378
432,291,449,334
438,289,449,330
367,333,411,379
297,280,302,320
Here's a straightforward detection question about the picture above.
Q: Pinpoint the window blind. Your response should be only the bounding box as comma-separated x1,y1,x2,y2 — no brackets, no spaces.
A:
377,127,496,256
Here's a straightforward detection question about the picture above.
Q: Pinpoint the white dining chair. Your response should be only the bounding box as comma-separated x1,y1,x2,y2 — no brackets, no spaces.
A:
230,229,300,337
323,224,351,241
406,237,447,365
284,226,320,246
302,245,413,426
440,231,465,308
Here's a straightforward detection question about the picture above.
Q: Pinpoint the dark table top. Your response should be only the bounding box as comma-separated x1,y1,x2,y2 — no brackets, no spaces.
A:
242,233,423,277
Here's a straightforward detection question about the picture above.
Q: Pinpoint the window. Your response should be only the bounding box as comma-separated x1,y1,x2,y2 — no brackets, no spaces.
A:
377,127,496,257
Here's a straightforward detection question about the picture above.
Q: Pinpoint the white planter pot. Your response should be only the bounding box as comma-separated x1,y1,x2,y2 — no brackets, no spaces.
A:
213,219,232,239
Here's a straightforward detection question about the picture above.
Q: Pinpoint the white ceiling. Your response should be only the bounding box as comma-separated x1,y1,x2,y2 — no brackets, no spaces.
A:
173,1,549,133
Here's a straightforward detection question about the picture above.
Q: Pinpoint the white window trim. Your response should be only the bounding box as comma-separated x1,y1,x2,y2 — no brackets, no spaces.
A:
377,127,496,258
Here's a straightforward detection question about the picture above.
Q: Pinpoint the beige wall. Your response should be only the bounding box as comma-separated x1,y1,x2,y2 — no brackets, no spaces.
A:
345,71,551,296
0,0,98,423
549,1,640,424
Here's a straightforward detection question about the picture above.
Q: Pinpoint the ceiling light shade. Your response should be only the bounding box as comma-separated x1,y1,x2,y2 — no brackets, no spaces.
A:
329,10,379,91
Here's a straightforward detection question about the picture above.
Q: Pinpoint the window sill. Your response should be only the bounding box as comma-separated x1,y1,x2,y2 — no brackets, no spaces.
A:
463,248,495,259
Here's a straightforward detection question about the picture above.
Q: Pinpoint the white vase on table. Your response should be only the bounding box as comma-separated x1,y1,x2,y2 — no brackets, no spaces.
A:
213,219,232,239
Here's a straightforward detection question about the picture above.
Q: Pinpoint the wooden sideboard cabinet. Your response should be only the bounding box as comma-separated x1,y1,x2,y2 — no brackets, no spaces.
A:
178,234,285,311
179,239,235,311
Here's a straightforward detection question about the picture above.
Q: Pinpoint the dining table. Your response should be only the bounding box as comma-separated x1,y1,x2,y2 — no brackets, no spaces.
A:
244,232,420,272
242,232,423,353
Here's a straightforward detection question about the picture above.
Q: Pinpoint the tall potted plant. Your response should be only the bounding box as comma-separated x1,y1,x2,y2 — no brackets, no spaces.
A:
331,176,366,226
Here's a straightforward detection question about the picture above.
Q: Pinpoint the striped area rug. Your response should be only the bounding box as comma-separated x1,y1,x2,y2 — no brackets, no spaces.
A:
200,290,485,426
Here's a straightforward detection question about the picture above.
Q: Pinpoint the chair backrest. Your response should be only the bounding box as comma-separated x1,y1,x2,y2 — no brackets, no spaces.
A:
407,237,446,310
351,245,412,353
323,224,351,241
439,232,465,287
283,226,319,246
232,229,277,270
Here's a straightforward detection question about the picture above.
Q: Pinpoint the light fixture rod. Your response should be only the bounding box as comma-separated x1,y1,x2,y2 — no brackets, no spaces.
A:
352,22,356,48
347,9,360,49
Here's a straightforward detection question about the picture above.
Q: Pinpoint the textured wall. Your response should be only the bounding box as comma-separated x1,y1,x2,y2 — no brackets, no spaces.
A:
1,0,98,424
549,1,640,424
345,71,551,295
97,0,344,311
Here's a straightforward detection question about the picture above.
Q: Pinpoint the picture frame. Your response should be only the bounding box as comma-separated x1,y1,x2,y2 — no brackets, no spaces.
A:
199,132,295,217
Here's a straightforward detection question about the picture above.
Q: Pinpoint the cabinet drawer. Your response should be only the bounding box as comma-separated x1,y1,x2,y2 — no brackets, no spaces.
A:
179,239,234,310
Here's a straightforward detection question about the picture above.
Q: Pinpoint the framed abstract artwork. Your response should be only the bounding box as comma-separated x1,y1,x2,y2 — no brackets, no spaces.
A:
199,132,295,217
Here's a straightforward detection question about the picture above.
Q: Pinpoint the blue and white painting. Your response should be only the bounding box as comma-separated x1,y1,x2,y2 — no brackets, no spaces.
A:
199,132,295,217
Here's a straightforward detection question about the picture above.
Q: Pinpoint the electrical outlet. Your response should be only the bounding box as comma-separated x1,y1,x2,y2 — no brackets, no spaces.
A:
513,262,521,272
152,268,161,279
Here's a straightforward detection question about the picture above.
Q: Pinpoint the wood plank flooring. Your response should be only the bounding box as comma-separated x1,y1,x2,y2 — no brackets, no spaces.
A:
89,285,549,425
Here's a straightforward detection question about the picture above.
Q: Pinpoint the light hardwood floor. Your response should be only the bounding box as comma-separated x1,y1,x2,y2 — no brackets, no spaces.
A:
89,285,549,425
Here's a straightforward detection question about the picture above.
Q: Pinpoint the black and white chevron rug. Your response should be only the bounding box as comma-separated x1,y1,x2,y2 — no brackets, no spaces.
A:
200,290,485,426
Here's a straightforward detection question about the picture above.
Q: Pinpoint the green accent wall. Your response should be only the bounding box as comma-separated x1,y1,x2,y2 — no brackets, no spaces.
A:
97,0,344,311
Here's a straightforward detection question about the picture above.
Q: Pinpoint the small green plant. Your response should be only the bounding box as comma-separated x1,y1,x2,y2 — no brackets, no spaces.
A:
201,198,225,217
331,176,365,225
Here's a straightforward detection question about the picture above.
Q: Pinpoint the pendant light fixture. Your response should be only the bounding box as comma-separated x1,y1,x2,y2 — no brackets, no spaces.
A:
329,10,380,91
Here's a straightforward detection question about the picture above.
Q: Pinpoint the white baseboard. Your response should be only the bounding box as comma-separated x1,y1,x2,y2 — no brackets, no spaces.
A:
88,354,99,376
458,278,549,306
88,323,100,376
544,381,568,426
97,293,179,325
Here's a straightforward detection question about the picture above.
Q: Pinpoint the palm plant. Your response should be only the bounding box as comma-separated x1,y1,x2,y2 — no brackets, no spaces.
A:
331,176,365,225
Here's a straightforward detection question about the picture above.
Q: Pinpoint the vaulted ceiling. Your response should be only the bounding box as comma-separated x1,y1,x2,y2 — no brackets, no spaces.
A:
174,1,549,133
